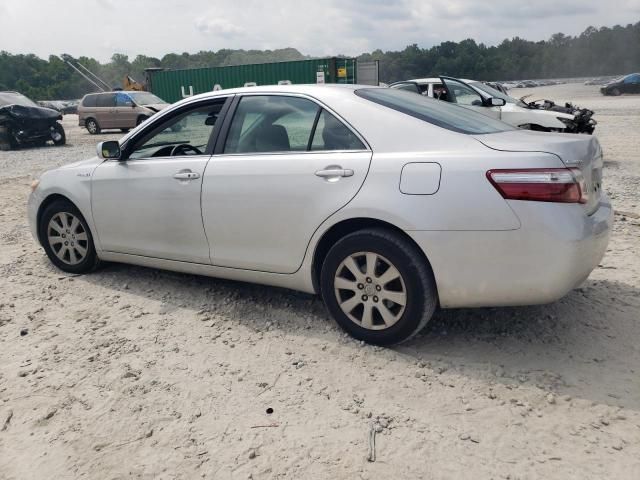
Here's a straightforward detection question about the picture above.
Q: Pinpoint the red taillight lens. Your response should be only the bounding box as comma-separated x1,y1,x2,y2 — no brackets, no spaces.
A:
486,168,587,204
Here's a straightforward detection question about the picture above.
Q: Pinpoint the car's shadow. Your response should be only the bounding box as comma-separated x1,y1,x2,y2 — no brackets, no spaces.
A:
77,261,640,411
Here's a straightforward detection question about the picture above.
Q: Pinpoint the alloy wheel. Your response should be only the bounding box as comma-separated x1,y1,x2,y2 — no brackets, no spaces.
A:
333,251,407,330
47,212,89,265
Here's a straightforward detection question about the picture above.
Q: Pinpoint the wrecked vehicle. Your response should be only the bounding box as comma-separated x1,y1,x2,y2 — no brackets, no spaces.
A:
0,91,66,151
521,97,596,134
600,73,640,96
389,77,596,134
78,91,168,134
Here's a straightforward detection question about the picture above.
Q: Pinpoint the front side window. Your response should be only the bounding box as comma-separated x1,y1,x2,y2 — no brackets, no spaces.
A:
224,96,319,154
128,98,227,160
356,88,515,135
115,92,133,107
441,78,484,106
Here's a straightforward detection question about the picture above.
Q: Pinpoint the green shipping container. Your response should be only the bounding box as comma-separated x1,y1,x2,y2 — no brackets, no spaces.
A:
147,57,357,103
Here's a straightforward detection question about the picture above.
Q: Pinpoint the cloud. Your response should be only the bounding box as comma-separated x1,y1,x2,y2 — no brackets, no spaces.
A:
0,0,636,61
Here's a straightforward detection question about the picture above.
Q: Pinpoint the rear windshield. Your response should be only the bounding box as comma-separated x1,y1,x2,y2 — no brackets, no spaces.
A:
355,88,515,135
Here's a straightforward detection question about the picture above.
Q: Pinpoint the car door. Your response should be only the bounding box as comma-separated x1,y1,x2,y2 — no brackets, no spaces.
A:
115,92,138,128
440,76,501,120
95,93,116,128
202,94,372,274
91,96,231,263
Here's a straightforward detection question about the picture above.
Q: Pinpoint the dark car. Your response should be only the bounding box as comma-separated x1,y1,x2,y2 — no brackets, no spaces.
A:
600,73,640,96
0,91,66,151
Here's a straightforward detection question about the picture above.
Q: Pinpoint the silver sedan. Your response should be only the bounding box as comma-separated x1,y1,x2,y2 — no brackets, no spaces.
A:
28,85,612,345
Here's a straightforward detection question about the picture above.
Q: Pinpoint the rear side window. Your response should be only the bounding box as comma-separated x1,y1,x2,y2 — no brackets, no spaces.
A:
355,88,515,135
95,93,115,108
82,94,98,107
311,110,365,151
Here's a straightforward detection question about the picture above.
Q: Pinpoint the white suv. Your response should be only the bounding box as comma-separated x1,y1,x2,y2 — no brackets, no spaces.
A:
390,76,595,134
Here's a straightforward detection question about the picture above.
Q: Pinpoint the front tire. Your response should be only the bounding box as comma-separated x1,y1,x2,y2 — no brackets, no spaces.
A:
52,122,66,146
320,229,437,345
611,88,621,96
39,200,100,274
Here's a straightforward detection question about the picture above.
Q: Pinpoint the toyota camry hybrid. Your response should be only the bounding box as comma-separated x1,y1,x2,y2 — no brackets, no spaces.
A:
28,85,612,345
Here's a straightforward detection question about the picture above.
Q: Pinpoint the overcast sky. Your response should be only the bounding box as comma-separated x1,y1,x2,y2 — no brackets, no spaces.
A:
1,0,638,62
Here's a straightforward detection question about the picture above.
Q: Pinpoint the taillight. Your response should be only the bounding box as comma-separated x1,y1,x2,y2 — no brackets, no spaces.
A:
486,168,587,204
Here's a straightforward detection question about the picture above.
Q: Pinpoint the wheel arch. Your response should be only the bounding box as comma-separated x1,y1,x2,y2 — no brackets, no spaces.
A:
311,217,438,297
36,193,79,245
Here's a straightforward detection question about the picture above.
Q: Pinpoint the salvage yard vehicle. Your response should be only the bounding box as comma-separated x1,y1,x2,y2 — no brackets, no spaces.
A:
390,77,596,134
600,73,640,96
0,91,66,151
28,85,612,345
78,91,169,134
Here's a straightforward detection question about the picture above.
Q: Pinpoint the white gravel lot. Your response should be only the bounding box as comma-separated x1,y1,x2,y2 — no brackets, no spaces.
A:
0,84,639,479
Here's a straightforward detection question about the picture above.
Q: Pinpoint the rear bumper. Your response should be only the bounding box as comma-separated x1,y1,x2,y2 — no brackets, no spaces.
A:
408,197,613,308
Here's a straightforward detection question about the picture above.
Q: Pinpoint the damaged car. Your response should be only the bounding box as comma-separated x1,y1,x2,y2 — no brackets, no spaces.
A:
78,91,169,134
520,97,596,134
390,77,596,134
0,91,66,151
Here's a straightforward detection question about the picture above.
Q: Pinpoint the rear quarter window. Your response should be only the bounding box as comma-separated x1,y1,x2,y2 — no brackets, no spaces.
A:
355,88,515,135
82,95,98,107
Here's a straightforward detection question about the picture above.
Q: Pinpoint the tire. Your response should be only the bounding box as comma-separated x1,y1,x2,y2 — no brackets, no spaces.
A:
320,228,437,345
86,118,100,134
611,88,621,96
136,116,148,126
39,199,100,274
52,122,66,146
0,126,11,151
120,128,130,133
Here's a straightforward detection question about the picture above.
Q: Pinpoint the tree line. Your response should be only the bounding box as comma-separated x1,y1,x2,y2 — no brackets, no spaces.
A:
0,22,638,101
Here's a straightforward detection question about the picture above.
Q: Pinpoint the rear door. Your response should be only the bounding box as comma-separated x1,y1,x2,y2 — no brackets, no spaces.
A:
202,94,372,273
95,93,116,128
440,76,501,120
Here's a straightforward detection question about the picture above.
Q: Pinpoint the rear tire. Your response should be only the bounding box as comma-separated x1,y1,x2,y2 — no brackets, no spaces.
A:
0,126,11,151
136,116,148,126
320,228,437,345
86,118,100,134
120,128,130,133
39,200,100,274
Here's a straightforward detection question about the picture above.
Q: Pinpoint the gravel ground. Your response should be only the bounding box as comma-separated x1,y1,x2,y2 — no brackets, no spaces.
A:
1,84,639,479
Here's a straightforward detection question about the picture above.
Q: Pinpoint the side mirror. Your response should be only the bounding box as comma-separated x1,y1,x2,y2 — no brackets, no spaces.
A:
97,141,121,160
489,97,506,107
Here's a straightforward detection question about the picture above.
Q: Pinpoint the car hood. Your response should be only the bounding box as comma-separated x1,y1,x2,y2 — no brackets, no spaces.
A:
142,103,169,113
0,104,61,120
473,129,601,166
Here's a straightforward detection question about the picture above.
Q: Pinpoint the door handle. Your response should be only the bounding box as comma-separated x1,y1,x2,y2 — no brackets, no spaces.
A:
315,167,354,178
173,171,200,180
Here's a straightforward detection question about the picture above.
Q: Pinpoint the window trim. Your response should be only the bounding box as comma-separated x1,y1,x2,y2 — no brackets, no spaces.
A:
213,92,371,157
118,95,233,161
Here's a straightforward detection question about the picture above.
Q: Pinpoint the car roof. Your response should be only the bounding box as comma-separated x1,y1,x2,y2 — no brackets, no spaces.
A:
404,78,476,84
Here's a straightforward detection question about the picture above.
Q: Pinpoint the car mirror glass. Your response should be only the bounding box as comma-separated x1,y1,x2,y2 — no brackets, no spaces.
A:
489,97,506,107
97,141,121,160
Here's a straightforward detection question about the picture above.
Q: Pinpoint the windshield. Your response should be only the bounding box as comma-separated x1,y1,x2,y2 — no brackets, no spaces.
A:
127,92,167,106
357,88,515,135
469,82,526,107
0,92,39,108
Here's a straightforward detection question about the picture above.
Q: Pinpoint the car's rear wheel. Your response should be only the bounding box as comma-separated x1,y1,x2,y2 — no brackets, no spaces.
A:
120,128,130,133
136,115,148,126
320,228,437,345
0,126,11,151
86,118,100,134
39,200,100,274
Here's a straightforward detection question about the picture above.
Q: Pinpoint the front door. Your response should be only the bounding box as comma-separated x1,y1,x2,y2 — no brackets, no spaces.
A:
91,97,230,263
115,92,138,128
202,94,372,274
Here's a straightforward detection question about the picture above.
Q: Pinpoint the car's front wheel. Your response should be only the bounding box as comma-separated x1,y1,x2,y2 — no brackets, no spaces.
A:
39,200,100,274
320,228,437,345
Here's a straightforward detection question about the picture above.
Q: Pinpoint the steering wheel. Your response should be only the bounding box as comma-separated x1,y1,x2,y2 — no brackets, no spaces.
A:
170,144,202,156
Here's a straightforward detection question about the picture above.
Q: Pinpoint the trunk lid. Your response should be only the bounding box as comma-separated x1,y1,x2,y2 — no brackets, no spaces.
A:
474,130,603,214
